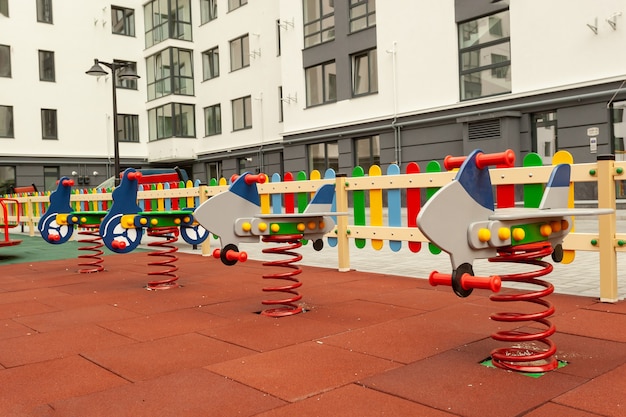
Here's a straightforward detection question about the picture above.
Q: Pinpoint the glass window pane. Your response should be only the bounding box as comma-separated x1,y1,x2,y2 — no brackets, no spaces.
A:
0,166,16,195
461,67,511,99
303,0,319,23
306,66,322,106
232,98,244,130
324,62,336,102
37,0,53,23
0,44,11,77
353,54,368,95
231,38,242,70
242,35,249,67
459,10,509,48
0,105,13,137
244,96,252,127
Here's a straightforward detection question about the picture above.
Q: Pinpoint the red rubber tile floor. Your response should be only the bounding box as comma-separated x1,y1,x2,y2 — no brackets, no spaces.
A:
0,251,625,416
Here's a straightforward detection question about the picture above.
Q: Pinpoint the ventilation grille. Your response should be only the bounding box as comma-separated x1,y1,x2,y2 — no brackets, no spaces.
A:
468,119,501,140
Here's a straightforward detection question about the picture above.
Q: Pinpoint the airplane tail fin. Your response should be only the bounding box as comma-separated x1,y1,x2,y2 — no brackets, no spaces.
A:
229,172,261,206
539,164,571,210
303,184,335,214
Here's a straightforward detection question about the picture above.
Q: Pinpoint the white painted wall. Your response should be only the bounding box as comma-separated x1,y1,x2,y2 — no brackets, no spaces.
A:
510,0,626,93
194,0,282,156
0,1,147,161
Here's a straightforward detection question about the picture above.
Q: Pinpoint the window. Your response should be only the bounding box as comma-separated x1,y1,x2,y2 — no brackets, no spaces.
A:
38,50,55,82
201,0,217,23
459,10,511,100
0,166,16,195
204,104,221,136
232,96,252,131
37,0,53,23
148,103,195,141
0,44,10,78
230,34,249,71
114,60,138,90
112,6,135,36
0,105,13,138
303,0,334,48
349,0,375,32
202,47,219,80
532,112,557,165
206,162,221,183
228,0,247,12
305,61,336,106
144,0,192,48
41,109,57,139
43,166,59,191
117,114,140,142
146,47,194,100
352,48,378,96
354,135,380,172
0,0,8,17
276,19,282,56
278,86,284,123
308,142,338,173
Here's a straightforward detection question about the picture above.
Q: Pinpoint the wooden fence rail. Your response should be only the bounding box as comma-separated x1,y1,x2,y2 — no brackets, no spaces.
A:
2,153,624,302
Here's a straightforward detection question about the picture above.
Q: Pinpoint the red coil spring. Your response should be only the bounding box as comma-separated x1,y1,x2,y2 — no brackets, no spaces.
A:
488,242,558,373
260,234,304,317
77,227,104,274
146,227,180,290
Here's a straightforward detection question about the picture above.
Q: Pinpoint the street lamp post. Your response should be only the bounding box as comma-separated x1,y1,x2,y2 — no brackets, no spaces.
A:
86,59,140,186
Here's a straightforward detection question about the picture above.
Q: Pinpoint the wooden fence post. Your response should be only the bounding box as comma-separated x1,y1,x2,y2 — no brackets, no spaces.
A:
334,174,350,272
198,184,212,257
597,155,618,302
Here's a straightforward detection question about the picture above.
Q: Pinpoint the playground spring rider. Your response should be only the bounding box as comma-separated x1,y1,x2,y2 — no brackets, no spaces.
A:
418,149,612,373
0,198,22,248
193,172,339,317
99,168,209,289
38,177,106,273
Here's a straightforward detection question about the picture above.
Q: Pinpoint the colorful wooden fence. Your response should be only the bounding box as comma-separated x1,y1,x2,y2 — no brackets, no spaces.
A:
2,152,624,302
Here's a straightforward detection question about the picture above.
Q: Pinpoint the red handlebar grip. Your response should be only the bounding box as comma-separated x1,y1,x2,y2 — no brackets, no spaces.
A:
444,149,515,171
475,149,515,169
460,273,501,292
443,155,466,171
127,172,142,181
61,179,75,186
225,249,248,262
428,271,452,287
212,248,248,262
244,173,267,185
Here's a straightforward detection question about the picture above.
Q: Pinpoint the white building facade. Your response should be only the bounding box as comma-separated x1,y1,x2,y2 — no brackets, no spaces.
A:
1,0,626,199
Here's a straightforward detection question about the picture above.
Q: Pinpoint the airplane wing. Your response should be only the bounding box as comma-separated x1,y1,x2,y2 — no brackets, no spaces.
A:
490,207,613,220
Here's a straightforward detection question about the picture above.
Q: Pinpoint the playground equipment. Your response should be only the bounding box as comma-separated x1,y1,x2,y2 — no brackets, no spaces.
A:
418,149,613,373
38,169,208,286
38,177,108,273
194,172,339,317
0,198,22,247
98,168,208,289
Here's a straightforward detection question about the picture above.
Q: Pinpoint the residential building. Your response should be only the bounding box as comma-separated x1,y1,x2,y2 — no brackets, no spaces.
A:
1,0,625,200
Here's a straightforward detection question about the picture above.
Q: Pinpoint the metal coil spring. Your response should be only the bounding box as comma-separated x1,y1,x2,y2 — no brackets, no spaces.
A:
488,242,558,373
146,227,180,290
77,227,104,274
260,234,304,317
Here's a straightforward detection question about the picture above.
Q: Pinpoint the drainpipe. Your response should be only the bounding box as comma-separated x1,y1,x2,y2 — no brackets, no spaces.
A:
387,41,401,166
